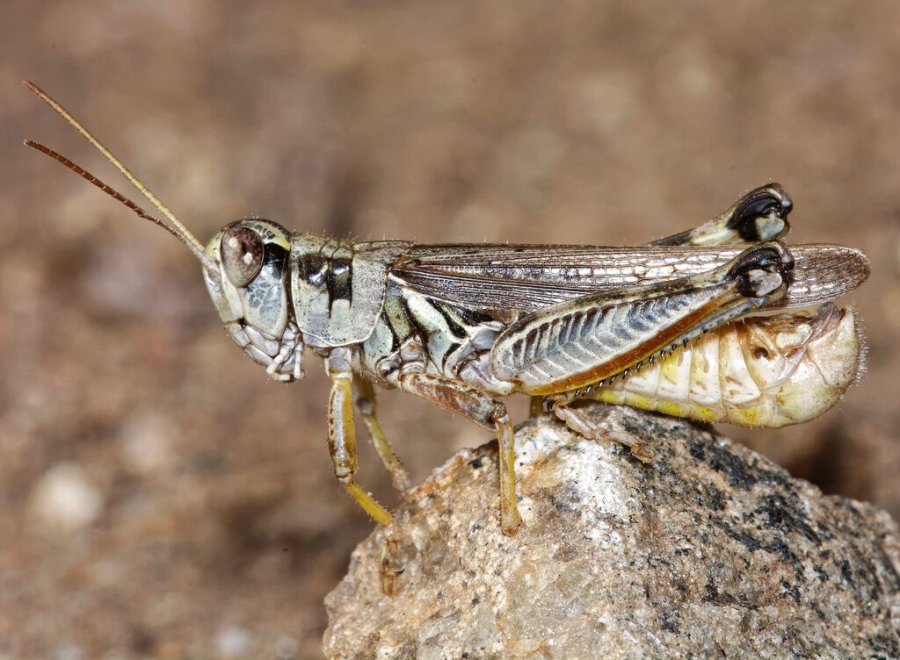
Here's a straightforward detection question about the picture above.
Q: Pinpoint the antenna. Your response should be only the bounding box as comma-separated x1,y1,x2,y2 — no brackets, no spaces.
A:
22,80,217,272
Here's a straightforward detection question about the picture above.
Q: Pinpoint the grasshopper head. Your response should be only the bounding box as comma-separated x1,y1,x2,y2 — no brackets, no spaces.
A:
23,81,309,381
204,219,305,382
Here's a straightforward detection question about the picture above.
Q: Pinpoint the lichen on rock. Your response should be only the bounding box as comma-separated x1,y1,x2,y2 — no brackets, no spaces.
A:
324,403,900,658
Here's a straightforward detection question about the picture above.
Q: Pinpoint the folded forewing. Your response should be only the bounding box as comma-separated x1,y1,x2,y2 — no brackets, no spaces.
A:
392,244,868,314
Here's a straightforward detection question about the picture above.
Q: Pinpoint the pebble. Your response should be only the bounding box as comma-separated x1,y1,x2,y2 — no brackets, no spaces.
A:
31,463,104,531
212,625,255,658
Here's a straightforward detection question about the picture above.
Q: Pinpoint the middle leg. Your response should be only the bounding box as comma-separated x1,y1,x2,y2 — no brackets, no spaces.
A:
396,371,521,536
354,377,411,492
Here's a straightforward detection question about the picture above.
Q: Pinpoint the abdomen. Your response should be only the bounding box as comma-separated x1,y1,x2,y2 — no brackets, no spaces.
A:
588,304,861,428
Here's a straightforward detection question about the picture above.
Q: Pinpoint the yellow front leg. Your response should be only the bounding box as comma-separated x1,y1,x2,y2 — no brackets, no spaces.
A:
326,351,393,527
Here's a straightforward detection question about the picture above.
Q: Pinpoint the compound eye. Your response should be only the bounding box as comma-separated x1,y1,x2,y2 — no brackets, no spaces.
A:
221,226,264,287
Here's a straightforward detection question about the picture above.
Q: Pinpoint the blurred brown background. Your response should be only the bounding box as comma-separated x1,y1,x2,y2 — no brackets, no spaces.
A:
2,1,899,657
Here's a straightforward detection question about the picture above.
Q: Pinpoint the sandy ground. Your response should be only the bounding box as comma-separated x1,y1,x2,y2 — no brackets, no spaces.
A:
1,2,899,657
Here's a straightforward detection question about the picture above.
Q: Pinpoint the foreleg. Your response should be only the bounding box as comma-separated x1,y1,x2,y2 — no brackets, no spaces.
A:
325,349,393,526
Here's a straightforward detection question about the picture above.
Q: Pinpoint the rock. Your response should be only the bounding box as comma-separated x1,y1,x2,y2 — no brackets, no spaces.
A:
324,403,900,658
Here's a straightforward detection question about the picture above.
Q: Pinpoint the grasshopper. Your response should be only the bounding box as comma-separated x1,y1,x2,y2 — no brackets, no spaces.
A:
24,81,869,535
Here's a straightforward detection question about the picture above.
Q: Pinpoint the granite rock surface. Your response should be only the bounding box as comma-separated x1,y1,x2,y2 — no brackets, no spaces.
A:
325,403,899,658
